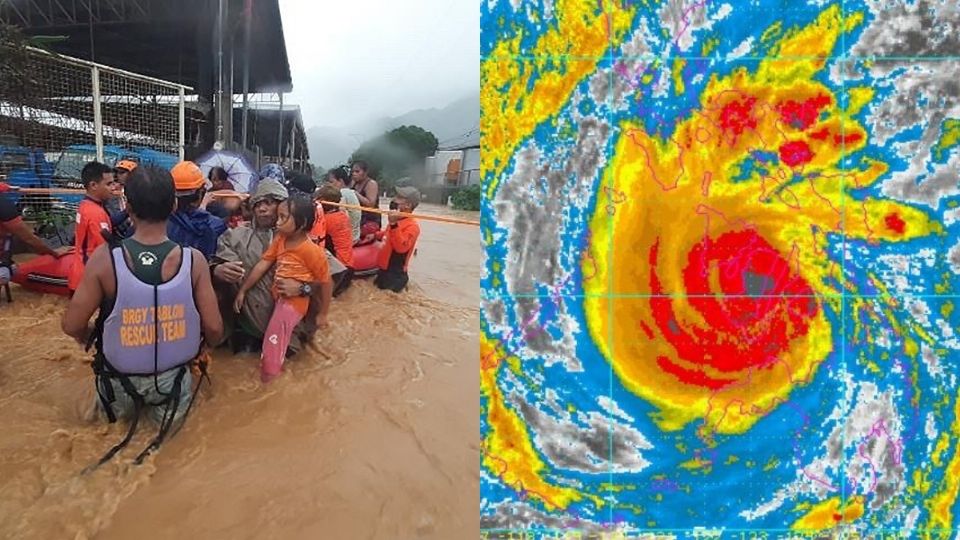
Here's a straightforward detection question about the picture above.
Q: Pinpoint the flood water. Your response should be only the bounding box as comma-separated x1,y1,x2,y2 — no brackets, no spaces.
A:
0,203,480,539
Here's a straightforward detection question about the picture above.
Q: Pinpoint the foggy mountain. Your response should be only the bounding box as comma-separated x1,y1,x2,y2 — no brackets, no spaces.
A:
306,92,479,170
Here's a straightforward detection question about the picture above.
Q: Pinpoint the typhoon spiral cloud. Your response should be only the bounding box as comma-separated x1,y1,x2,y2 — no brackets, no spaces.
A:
481,0,960,535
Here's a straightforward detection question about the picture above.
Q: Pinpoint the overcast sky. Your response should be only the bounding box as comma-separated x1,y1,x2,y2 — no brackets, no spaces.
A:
279,0,479,129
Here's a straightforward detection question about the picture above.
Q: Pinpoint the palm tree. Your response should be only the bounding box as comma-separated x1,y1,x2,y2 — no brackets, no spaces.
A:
0,23,66,104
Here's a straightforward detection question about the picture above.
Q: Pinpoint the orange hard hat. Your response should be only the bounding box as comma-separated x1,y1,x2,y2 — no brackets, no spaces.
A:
171,161,205,193
115,160,138,172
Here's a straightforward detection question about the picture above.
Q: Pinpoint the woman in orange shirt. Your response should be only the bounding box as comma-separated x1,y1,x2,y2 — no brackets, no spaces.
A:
234,196,332,382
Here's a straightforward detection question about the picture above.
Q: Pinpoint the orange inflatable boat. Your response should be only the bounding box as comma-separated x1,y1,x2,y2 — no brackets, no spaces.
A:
10,253,76,296
352,241,382,277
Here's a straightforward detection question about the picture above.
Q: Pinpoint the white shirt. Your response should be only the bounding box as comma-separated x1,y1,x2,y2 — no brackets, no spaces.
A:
340,188,361,242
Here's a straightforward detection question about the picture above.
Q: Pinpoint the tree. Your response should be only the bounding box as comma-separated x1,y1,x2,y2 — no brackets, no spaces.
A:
348,125,438,195
451,184,481,211
385,125,438,160
0,24,66,103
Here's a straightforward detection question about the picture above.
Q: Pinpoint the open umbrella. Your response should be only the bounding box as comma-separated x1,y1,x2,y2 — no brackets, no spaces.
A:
195,150,258,193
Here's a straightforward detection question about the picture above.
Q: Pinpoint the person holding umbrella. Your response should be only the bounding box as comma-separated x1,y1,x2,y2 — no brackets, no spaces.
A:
202,166,245,228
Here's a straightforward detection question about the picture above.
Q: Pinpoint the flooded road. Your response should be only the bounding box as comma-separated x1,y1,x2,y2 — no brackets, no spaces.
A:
0,203,480,539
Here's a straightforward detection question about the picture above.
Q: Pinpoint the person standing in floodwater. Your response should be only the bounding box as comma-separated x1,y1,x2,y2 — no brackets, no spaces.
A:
233,195,332,382
68,161,116,292
368,186,421,293
351,160,380,237
167,161,227,260
61,165,222,466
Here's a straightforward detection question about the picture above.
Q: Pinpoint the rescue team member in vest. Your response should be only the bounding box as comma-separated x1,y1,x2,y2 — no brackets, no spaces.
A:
0,189,73,286
106,159,138,239
364,186,421,293
61,166,223,466
350,160,380,237
68,162,116,292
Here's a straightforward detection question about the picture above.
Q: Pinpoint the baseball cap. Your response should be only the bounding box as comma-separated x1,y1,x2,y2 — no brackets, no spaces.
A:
395,186,421,209
115,160,138,172
171,161,205,195
250,179,288,205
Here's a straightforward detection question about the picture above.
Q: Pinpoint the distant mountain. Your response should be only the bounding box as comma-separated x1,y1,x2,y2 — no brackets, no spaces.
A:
304,125,358,172
306,92,479,170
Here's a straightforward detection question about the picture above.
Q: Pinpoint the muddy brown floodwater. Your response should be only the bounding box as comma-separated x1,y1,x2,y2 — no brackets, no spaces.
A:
0,203,480,539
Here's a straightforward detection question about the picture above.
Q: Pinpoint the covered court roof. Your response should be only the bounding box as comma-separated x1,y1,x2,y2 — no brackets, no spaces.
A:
0,0,292,93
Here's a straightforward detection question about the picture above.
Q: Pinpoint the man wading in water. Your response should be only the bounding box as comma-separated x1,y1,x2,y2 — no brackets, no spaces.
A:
62,166,223,466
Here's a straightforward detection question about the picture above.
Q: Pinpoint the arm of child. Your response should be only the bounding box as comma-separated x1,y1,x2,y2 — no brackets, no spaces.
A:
233,258,273,313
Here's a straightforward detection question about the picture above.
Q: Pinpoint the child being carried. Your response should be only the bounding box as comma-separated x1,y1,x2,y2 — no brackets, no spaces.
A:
234,195,332,382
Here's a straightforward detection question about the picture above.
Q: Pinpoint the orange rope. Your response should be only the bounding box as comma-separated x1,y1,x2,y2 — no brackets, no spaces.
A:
12,187,481,227
319,201,480,226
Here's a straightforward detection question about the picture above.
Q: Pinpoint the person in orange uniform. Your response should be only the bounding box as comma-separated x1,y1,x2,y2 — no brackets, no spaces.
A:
369,186,420,293
0,187,73,288
68,161,116,292
234,195,332,382
314,184,354,297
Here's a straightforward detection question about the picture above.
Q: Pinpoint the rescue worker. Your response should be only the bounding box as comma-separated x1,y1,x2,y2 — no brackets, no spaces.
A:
0,187,73,288
366,186,421,292
314,184,354,297
68,161,116,292
167,161,226,260
61,165,223,467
